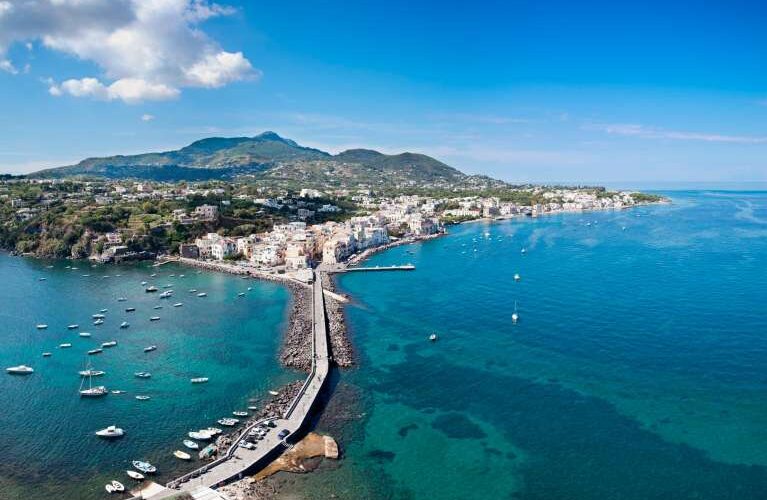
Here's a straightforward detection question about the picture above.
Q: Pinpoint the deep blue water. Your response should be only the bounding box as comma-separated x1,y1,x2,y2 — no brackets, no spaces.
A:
284,191,767,499
0,259,295,499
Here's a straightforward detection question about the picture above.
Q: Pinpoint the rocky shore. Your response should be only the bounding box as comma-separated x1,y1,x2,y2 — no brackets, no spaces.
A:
279,282,314,372
320,272,354,368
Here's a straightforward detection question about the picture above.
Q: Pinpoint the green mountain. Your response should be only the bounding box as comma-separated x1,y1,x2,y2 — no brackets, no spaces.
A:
32,132,465,184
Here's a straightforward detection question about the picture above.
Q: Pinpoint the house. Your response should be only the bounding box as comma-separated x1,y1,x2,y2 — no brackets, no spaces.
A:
285,242,308,270
179,243,200,259
194,204,218,221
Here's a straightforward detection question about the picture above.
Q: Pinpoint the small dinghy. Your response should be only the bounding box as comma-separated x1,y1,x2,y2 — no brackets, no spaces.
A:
173,450,191,460
149,316,160,321
173,303,183,307
143,345,157,353
126,470,144,480
59,343,72,348
131,460,156,474
79,332,92,337
95,425,124,438
135,395,151,401
183,439,199,450
36,324,48,330
120,321,129,328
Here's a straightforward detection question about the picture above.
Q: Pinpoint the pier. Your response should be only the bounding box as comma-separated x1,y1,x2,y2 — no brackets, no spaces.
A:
338,264,415,273
141,270,330,499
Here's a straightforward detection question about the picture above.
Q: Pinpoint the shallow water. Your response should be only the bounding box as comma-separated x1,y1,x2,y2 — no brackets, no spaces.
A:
0,259,295,500
286,191,767,499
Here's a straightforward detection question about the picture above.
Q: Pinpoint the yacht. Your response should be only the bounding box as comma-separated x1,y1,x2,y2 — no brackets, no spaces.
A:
512,301,519,324
93,319,104,325
159,290,173,299
217,418,239,426
233,411,248,417
59,343,72,348
92,314,106,319
126,470,144,480
135,395,151,401
145,286,158,293
6,365,34,375
173,450,191,460
79,369,105,377
120,321,130,329
134,372,151,378
36,324,48,329
188,431,213,440
102,341,117,348
173,303,183,307
79,332,92,337
190,377,209,384
182,439,199,450
80,382,107,397
150,316,160,321
429,333,438,342
197,292,207,297
143,345,157,353
131,461,157,474
95,425,124,438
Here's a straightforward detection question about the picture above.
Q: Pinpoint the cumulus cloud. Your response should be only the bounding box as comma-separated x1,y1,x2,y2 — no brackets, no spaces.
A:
591,123,767,145
0,0,257,103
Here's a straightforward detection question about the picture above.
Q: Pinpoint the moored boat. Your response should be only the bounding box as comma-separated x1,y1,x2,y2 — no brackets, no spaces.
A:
126,470,144,480
120,321,129,328
190,377,209,384
67,324,79,330
59,343,72,348
143,345,157,353
95,425,124,438
87,348,103,355
79,369,105,377
150,316,160,321
183,439,199,450
197,292,207,297
131,461,157,474
42,352,52,357
93,319,104,325
134,372,151,378
6,365,34,375
173,302,183,307
102,341,117,348
135,395,151,401
173,450,191,460
79,332,92,337
188,430,213,440
36,324,48,329
233,411,248,417
429,333,438,341
125,307,136,312
145,286,158,293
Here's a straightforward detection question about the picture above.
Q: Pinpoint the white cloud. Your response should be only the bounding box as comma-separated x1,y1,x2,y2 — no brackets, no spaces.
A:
0,58,16,74
0,0,256,103
591,123,767,145
141,113,155,122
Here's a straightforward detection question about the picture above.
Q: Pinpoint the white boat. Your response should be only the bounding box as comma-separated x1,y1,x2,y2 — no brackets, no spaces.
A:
102,341,117,348
100,309,108,313
36,324,48,329
153,305,162,310
247,287,252,291
117,297,127,302
120,321,129,329
93,319,104,326
38,277,46,281
80,385,107,396
150,273,157,277
111,481,125,492
42,352,52,357
188,431,212,440
197,292,207,297
248,406,258,411
95,425,124,438
67,324,79,330
132,461,156,474
125,307,136,312
217,418,239,426
512,301,519,324
135,395,151,401
6,365,34,375
163,284,172,288
159,291,173,299
237,292,245,297
203,427,222,435
149,316,160,321
134,372,151,378
183,439,199,449
111,390,125,394
79,332,92,337
59,343,72,348
173,450,191,460
105,484,114,494
144,345,157,353
87,348,103,355
190,377,209,384
233,411,248,417
514,273,521,281
429,333,438,342
189,289,197,293
173,303,183,307
521,248,527,254
126,470,144,480
145,286,158,293
79,369,105,377
268,390,279,396
92,314,105,319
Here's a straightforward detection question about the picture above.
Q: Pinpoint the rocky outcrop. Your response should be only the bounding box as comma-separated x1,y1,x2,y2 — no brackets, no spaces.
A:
279,283,313,372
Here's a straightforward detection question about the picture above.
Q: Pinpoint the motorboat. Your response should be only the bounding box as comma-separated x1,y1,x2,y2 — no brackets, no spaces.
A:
120,322,130,329
150,316,160,321
203,427,222,435
173,303,183,307
159,290,173,299
42,352,52,357
183,439,199,450
79,332,92,337
110,481,125,493
87,348,103,355
36,324,48,329
145,286,158,293
126,470,144,480
189,289,197,293
38,277,47,281
188,431,213,440
134,372,151,378
100,309,108,313
153,305,163,310
6,365,34,375
93,319,104,325
233,411,248,417
92,314,106,319
143,345,157,353
173,450,191,460
190,377,209,384
217,418,239,427
429,333,438,342
197,292,207,297
135,395,151,401
237,292,245,297
248,406,258,411
59,343,72,348
79,369,105,377
125,307,136,312
514,273,521,281
132,461,157,474
150,273,157,277
105,484,114,494
95,425,124,438
141,281,147,285
268,390,279,396
111,390,125,394
521,248,527,254
512,301,519,324
102,341,117,348
117,297,127,302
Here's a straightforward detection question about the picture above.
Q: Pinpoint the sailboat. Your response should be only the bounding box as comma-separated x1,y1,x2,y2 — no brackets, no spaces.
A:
512,301,519,324
79,362,108,397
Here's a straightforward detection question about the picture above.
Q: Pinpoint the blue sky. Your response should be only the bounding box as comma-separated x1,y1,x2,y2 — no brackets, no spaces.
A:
0,0,765,184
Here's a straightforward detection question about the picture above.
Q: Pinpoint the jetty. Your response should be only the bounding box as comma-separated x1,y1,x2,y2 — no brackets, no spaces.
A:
337,264,415,273
139,270,330,499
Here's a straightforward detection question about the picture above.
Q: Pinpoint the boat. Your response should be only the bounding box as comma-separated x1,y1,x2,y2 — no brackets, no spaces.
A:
188,431,212,440
143,345,157,353
179,274,185,278
100,309,108,313
93,319,104,326
173,450,191,460
95,425,124,438
92,314,106,319
125,307,136,312
87,348,103,355
38,277,46,281
150,273,157,277
159,290,173,299
126,470,144,480
102,341,117,348
120,321,129,328
42,352,52,357
80,365,107,395
79,332,92,337
6,365,34,375
237,292,245,297
173,303,183,307
135,395,151,401
203,427,222,435
514,273,521,281
512,301,519,324
247,287,252,291
149,316,160,321
59,343,72,348
163,284,172,288
197,292,207,297
268,390,279,396
36,324,48,329
190,377,209,384
79,369,105,377
111,390,125,394
141,281,147,285
134,372,151,378
153,305,162,310
189,289,197,293
105,484,114,494
145,286,158,293
110,481,125,492
233,411,248,417
117,297,127,302
521,248,527,254
183,439,199,450
248,406,258,411
131,461,157,474
429,333,438,342
217,418,239,426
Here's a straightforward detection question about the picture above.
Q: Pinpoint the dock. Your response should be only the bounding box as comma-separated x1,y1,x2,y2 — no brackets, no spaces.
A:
140,270,330,499
339,264,415,273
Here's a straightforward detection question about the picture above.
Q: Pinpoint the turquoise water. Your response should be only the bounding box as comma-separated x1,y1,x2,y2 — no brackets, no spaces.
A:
286,191,767,499
0,259,294,499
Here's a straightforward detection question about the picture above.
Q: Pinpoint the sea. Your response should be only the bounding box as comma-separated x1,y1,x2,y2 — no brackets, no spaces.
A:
2,191,767,500
279,191,767,500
